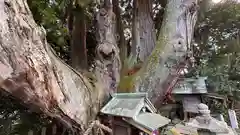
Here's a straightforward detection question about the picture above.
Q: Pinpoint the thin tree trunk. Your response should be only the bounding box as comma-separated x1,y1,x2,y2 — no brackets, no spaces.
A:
112,0,127,66
71,6,88,70
67,0,74,36
154,0,167,39
131,0,141,62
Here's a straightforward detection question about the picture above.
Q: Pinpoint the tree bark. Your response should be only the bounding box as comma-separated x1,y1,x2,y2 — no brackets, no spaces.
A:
118,0,156,93
66,0,73,34
119,0,198,106
119,0,197,99
154,0,167,39
0,0,198,133
70,6,88,70
136,0,199,107
131,0,140,62
112,0,127,66
0,0,107,133
93,1,121,94
131,0,156,63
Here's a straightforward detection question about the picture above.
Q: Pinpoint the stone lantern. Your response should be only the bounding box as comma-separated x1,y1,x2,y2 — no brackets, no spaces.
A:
186,103,236,135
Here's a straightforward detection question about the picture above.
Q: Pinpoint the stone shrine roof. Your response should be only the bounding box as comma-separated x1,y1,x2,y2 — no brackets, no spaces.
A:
100,93,156,118
100,93,171,133
172,77,208,94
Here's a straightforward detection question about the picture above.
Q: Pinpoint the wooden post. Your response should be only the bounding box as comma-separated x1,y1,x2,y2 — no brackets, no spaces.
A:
41,127,47,135
127,127,131,135
184,111,188,121
28,130,34,135
52,124,57,135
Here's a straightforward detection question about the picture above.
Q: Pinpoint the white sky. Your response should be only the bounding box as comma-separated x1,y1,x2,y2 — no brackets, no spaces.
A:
212,0,222,3
212,0,240,3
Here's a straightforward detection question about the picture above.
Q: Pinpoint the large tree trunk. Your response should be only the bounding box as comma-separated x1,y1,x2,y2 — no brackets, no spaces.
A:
119,0,198,106
0,0,108,133
136,0,198,107
0,0,197,133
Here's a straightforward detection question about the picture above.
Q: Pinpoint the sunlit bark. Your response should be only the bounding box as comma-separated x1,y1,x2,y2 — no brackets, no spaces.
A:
136,0,198,107
0,0,115,133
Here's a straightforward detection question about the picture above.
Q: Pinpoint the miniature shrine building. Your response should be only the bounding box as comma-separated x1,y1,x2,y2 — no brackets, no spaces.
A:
166,77,208,120
100,93,170,135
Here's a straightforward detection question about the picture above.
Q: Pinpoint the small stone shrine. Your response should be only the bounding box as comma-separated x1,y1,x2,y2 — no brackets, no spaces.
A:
100,93,170,135
168,77,208,120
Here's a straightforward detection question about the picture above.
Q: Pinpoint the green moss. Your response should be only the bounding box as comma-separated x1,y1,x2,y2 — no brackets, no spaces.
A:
139,36,167,75
118,55,142,92
118,24,169,92
118,75,135,92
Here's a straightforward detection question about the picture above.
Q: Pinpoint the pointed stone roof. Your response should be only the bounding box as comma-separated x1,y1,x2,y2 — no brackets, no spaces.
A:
100,93,171,133
100,93,156,118
172,77,208,94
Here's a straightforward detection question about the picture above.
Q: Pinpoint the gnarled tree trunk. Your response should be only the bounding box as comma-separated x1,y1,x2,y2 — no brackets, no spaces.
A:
0,0,116,134
0,0,198,133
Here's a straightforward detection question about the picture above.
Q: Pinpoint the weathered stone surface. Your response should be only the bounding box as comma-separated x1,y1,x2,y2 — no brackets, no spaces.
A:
186,103,236,135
